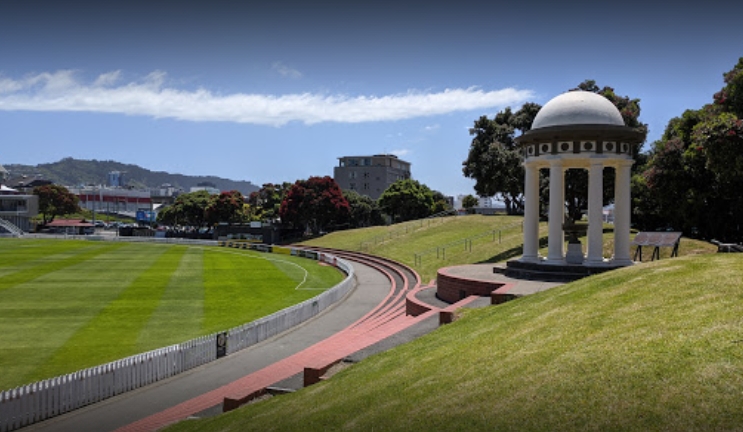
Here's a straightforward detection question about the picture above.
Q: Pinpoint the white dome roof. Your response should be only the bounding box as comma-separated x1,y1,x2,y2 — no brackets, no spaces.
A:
532,90,624,129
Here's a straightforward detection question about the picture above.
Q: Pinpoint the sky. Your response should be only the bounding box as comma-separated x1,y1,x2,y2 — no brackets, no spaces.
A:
1,0,742,197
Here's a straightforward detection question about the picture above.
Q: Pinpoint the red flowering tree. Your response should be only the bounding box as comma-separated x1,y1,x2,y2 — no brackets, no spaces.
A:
279,176,350,234
33,184,80,225
205,190,246,225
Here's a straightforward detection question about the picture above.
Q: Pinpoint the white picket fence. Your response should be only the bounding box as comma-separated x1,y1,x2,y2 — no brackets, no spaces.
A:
0,247,354,432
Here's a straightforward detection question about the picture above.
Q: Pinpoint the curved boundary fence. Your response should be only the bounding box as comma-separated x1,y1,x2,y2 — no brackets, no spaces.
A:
0,242,354,432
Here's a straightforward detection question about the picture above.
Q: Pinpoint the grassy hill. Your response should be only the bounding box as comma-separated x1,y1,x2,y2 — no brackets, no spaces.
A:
159,216,730,432
166,252,742,432
302,214,715,283
4,157,259,195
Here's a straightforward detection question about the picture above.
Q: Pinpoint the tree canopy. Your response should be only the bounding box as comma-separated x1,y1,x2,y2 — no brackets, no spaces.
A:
279,176,350,234
637,58,743,241
343,189,384,228
247,182,291,222
157,190,213,228
378,179,434,222
462,194,478,210
205,190,247,225
33,184,80,225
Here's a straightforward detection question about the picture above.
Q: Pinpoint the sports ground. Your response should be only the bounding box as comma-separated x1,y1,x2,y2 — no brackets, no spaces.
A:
0,238,344,390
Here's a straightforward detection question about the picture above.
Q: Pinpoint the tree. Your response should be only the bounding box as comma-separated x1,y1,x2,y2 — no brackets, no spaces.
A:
343,190,384,228
33,184,80,225
431,190,452,214
462,103,541,215
641,58,743,241
279,176,350,234
462,194,478,212
378,179,434,222
156,190,212,228
247,182,291,222
205,190,246,225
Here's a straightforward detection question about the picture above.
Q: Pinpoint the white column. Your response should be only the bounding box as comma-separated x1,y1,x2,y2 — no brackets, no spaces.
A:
587,160,605,265
521,162,540,263
546,159,565,263
612,160,634,265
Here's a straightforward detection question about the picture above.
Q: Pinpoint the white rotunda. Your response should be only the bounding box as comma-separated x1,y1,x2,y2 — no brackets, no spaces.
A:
514,90,645,270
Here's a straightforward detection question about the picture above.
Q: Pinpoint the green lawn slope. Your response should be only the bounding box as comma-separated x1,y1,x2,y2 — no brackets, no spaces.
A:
0,239,344,390
166,253,743,432
303,215,715,282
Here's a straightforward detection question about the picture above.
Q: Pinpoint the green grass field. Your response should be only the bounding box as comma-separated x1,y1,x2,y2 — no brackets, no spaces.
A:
165,252,742,432
0,239,344,390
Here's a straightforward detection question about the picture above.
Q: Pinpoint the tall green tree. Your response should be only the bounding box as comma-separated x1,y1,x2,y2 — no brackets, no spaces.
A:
279,176,350,234
462,194,479,211
378,179,434,222
33,184,80,225
156,190,212,228
247,182,291,222
462,103,540,215
641,58,743,241
343,190,384,228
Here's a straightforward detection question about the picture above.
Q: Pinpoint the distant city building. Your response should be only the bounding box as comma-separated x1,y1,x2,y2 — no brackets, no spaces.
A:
107,171,125,187
70,186,152,216
334,154,411,200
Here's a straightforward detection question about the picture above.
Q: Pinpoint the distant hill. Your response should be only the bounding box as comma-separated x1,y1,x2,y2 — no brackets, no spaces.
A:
5,158,260,195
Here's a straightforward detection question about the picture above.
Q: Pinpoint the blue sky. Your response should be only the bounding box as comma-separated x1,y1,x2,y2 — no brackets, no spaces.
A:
1,1,741,197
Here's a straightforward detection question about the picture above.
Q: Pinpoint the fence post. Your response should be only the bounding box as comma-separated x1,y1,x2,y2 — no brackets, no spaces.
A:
499,230,502,244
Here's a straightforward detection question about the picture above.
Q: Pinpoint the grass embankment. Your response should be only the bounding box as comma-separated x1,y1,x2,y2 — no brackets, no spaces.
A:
303,215,715,282
166,253,743,432
0,239,344,390
303,215,536,282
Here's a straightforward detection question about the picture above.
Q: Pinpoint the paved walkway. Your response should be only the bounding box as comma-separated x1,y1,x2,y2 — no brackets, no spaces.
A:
444,264,563,296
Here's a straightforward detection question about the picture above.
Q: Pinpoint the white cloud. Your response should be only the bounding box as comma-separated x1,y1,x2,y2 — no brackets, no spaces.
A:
423,124,440,131
271,62,303,79
93,70,121,87
390,149,411,157
0,70,534,126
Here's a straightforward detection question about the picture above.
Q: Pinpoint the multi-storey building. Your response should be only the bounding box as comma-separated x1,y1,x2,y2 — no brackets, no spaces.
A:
0,164,39,233
70,186,152,216
333,154,411,200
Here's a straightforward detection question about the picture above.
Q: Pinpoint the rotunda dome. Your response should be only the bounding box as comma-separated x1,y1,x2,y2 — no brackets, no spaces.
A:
531,90,624,130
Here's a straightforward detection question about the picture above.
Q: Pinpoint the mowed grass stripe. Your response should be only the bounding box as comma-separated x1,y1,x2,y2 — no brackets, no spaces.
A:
1,242,168,389
0,239,90,270
202,249,298,333
34,246,186,379
201,249,341,333
136,247,205,350
0,241,126,291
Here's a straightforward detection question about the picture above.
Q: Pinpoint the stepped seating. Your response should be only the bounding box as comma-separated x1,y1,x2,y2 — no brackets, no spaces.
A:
0,218,24,236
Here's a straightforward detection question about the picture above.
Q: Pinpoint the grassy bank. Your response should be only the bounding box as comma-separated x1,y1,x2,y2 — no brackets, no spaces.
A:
166,253,743,431
303,215,716,282
0,239,344,390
